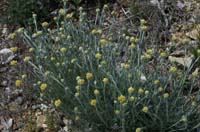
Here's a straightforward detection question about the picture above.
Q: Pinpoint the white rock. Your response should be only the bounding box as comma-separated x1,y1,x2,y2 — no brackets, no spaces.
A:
150,0,159,5
140,73,147,82
1,118,13,130
0,48,15,64
177,1,186,9
63,126,69,132
169,56,192,68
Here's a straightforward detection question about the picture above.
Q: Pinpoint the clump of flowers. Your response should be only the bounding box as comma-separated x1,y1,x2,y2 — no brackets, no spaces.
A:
17,3,200,132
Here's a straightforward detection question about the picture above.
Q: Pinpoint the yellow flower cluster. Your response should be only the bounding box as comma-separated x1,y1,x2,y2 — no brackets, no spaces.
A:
9,33,16,39
91,29,103,35
90,99,97,107
59,9,66,16
15,80,23,87
154,80,160,85
32,31,43,38
136,128,142,132
130,43,136,49
158,87,164,92
197,49,200,55
24,56,31,62
169,66,177,73
86,72,93,80
100,39,108,46
118,95,126,104
160,52,167,58
140,19,148,31
54,99,62,107
60,47,67,53
94,89,100,96
95,53,102,59
138,88,144,94
102,78,109,84
40,83,47,91
77,78,85,86
10,47,18,53
66,13,73,19
146,49,154,55
192,70,198,77
124,63,130,70
114,109,120,115
142,106,148,113
128,87,135,94
163,93,169,99
129,96,135,102
191,101,197,107
10,60,18,66
41,21,49,28
29,48,35,52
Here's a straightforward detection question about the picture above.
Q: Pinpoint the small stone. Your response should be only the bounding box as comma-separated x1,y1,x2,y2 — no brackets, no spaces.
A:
63,126,69,132
1,80,7,86
36,115,46,128
15,97,23,105
8,102,18,112
0,48,15,64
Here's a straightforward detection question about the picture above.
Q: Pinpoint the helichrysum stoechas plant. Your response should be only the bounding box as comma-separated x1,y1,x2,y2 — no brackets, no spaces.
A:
16,1,200,132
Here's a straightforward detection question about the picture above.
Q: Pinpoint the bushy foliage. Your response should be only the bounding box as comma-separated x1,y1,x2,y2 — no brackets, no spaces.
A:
12,1,200,132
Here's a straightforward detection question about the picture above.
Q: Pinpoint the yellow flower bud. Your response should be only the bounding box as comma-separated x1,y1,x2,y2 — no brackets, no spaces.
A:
100,39,108,46
124,63,130,69
10,60,18,66
136,128,142,132
102,78,109,84
192,101,197,107
77,79,85,86
128,87,135,94
15,80,23,87
59,9,66,16
118,95,126,103
86,72,93,80
10,47,18,53
94,89,100,96
154,80,160,85
90,99,97,107
129,96,135,102
138,88,144,94
60,47,67,53
169,66,177,73
130,43,136,49
24,56,31,62
40,83,47,91
163,93,169,99
29,48,35,52
41,21,49,28
158,87,164,92
95,53,102,59
142,106,148,113
114,109,120,115
54,99,61,107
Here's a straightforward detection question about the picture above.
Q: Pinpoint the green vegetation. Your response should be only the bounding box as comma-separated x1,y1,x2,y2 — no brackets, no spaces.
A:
7,0,200,132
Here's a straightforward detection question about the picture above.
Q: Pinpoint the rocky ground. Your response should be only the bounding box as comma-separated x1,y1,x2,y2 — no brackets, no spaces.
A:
0,0,199,132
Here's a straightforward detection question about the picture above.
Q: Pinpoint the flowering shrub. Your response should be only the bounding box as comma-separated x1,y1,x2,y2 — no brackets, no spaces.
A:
13,1,200,132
